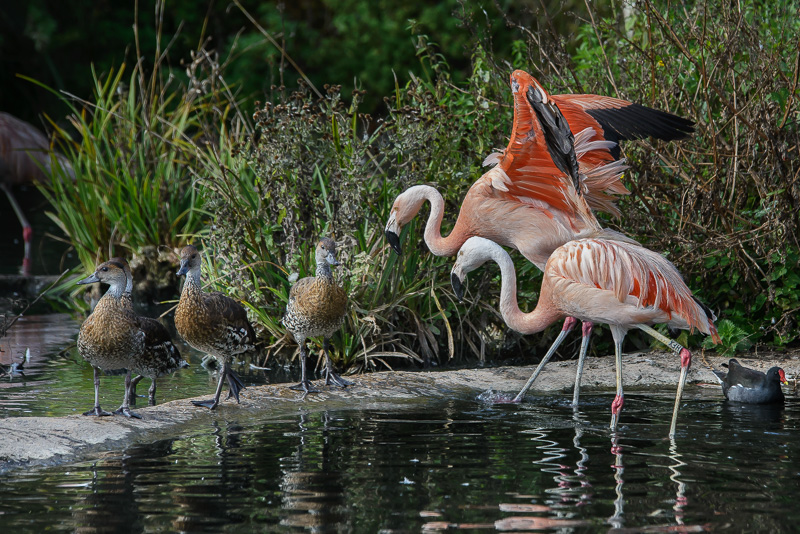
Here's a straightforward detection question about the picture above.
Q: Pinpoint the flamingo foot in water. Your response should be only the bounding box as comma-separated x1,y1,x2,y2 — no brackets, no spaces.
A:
476,389,520,404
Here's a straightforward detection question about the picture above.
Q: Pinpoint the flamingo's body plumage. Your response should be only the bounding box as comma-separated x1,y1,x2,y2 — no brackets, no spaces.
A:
451,236,720,437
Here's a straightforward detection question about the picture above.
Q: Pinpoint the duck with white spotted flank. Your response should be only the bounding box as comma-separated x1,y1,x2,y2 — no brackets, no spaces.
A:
114,258,187,417
175,245,257,409
282,237,349,394
77,259,145,417
713,359,789,404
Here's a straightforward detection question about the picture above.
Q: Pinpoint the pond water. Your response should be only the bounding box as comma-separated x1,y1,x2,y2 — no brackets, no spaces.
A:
0,393,798,532
0,314,280,417
1,315,799,532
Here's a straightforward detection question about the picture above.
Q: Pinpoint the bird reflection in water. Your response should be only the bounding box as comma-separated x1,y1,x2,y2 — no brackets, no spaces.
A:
608,432,625,530
279,412,347,531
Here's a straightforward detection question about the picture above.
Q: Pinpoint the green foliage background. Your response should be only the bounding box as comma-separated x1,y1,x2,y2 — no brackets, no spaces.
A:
9,0,799,368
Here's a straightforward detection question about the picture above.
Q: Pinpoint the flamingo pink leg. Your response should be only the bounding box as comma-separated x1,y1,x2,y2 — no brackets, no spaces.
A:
609,330,625,432
512,316,577,402
572,321,594,408
636,324,691,438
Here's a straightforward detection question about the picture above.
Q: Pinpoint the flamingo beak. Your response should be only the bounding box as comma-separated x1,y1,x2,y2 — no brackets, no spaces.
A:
384,214,402,255
451,271,465,302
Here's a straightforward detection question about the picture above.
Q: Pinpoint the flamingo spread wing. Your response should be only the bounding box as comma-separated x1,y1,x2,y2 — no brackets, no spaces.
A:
482,71,601,222
558,94,695,156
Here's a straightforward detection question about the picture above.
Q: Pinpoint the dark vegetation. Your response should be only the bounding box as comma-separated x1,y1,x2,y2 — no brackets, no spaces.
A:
8,0,798,369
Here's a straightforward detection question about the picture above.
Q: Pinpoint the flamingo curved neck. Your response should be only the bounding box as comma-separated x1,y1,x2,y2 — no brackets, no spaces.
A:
421,187,469,257
493,247,559,335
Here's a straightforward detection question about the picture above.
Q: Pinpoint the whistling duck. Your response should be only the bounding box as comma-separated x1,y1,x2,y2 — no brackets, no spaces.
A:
114,258,187,416
77,259,145,417
283,237,349,393
175,245,256,409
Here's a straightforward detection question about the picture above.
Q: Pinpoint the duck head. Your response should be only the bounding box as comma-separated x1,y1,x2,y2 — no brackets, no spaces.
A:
177,245,201,277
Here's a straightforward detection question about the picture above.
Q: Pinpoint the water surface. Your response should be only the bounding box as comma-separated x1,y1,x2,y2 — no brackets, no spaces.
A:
0,393,798,532
1,315,798,532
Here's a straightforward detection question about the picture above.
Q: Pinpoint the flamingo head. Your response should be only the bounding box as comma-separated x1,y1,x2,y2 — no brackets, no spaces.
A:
177,244,201,276
450,237,496,301
384,185,433,255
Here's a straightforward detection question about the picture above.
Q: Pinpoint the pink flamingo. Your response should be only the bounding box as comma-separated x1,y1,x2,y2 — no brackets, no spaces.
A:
0,112,72,274
385,69,693,384
450,236,721,437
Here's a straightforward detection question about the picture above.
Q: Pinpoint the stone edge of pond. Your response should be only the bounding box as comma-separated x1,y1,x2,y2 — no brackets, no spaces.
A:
1,352,796,475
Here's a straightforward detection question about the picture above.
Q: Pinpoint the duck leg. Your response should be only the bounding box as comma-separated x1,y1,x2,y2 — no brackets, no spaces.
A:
512,317,577,402
192,361,228,409
129,374,144,406
83,366,113,416
322,338,351,387
148,378,157,406
114,370,142,419
225,366,246,403
572,321,594,408
290,343,319,394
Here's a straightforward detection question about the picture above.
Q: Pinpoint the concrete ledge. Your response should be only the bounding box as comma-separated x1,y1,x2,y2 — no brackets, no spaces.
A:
1,352,796,474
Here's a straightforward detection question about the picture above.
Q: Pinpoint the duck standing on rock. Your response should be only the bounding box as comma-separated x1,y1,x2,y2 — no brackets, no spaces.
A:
115,258,186,416
175,245,257,409
713,359,789,404
77,259,145,417
283,237,349,393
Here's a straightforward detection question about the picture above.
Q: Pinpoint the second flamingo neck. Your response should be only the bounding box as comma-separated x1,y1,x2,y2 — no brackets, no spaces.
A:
493,249,561,335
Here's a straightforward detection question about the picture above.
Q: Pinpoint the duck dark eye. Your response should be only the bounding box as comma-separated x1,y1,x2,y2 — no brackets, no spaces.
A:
101,267,108,272
191,254,197,259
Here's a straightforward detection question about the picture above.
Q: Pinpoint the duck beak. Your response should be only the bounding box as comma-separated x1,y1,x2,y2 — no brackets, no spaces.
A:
327,253,340,266
176,260,189,276
384,214,402,255
77,272,100,285
779,369,789,385
450,271,465,302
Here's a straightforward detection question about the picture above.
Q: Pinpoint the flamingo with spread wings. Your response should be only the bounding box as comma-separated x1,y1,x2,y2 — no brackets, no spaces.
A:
385,69,694,377
450,236,720,437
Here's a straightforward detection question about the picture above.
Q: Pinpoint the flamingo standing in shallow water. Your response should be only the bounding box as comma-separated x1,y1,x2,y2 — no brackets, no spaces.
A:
0,112,72,274
450,236,720,437
385,69,694,387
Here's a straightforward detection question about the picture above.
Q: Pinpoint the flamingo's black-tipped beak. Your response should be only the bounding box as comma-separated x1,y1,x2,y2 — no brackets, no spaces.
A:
451,272,465,302
385,229,402,255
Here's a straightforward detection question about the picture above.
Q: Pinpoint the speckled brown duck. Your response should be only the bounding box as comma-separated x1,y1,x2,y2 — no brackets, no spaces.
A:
114,258,187,417
77,259,145,417
282,237,349,393
175,245,257,409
